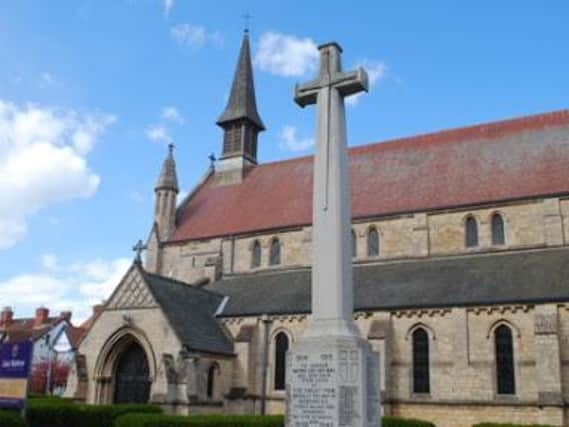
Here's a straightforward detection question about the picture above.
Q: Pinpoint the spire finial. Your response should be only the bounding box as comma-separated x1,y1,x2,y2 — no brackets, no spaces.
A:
168,142,175,155
208,153,216,168
243,12,251,34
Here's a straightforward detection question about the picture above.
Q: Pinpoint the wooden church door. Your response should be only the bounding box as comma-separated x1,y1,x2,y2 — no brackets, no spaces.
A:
113,342,151,403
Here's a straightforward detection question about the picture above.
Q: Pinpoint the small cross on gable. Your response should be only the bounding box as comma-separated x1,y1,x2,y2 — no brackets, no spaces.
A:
132,239,147,265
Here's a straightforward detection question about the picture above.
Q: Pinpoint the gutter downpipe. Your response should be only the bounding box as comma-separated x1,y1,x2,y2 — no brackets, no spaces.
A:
260,314,271,415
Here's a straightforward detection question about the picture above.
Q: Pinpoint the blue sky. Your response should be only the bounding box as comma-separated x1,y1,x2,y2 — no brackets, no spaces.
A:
0,0,568,321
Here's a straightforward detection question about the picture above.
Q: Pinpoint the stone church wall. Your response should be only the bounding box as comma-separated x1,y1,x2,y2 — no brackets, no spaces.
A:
220,303,566,427
155,197,568,285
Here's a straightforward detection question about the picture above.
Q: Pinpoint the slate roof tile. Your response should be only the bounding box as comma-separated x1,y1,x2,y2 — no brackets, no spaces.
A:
207,248,569,317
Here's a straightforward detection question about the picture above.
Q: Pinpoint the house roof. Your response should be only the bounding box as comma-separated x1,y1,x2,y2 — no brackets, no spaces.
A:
172,109,569,242
207,247,569,317
142,271,234,355
0,316,66,344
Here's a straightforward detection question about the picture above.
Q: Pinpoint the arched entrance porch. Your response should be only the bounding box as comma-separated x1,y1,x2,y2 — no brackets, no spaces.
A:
114,341,151,403
93,327,157,404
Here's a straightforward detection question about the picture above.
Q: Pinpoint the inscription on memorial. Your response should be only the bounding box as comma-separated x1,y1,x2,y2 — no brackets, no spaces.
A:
366,353,380,424
288,352,337,427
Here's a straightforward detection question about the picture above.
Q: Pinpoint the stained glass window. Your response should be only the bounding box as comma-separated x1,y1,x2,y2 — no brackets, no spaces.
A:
274,332,289,390
492,214,505,245
270,238,281,265
412,328,430,394
465,216,478,248
367,228,379,257
495,325,515,394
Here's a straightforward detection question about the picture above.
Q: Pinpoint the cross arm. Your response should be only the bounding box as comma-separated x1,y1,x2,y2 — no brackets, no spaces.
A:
333,67,369,97
294,79,321,108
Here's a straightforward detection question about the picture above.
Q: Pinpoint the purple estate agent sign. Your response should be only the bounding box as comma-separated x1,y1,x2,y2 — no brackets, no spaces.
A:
0,341,33,409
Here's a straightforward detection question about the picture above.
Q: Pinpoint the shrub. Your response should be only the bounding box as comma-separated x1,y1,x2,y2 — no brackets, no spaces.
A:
115,414,285,427
383,416,436,427
115,414,436,427
473,424,558,427
0,411,26,427
26,399,162,427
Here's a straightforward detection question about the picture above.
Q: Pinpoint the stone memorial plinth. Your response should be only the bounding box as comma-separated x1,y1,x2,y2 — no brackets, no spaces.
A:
286,42,381,427
287,337,379,427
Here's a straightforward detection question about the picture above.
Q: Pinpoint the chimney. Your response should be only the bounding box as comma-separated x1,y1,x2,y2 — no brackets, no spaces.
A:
60,311,72,322
1,307,13,328
34,307,49,327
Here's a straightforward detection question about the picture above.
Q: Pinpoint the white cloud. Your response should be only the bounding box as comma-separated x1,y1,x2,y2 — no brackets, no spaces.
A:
279,125,314,152
0,100,115,249
170,24,222,49
346,60,387,106
254,32,318,77
0,256,130,323
145,124,172,145
163,0,174,16
41,253,58,270
161,106,183,124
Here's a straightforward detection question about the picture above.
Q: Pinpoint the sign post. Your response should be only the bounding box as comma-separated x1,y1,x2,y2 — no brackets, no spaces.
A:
0,341,34,419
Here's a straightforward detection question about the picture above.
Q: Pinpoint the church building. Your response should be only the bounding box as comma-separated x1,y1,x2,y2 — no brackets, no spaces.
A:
65,31,569,427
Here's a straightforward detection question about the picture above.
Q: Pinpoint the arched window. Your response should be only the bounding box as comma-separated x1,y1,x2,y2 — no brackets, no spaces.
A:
274,332,289,390
495,325,515,395
251,240,261,268
491,213,505,245
412,328,430,394
207,364,217,399
367,227,379,257
351,229,357,258
269,238,281,266
465,216,478,248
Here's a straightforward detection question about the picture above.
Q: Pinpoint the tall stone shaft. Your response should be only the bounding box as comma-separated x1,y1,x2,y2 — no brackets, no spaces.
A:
287,43,380,427
294,42,368,336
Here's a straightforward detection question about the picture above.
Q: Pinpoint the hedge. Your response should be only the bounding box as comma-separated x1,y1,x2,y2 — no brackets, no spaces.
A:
26,400,162,427
115,414,285,427
0,411,26,427
383,416,436,427
473,424,558,427
115,414,436,427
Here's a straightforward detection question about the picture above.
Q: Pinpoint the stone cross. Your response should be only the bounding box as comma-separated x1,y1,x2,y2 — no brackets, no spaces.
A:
287,43,380,427
294,42,368,334
132,239,147,265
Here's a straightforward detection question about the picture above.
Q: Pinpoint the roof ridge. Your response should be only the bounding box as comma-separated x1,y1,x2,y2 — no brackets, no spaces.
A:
255,108,569,170
143,270,226,299
252,108,569,170
356,108,569,153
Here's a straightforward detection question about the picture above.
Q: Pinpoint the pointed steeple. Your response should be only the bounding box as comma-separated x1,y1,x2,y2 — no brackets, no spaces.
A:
217,31,265,130
154,143,179,239
155,143,179,192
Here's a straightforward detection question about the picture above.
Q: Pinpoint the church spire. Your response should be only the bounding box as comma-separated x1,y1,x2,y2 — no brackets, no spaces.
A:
217,31,265,131
155,143,179,192
154,143,179,239
216,31,265,176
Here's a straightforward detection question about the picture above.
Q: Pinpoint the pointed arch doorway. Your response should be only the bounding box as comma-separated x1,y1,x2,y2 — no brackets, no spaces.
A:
113,341,151,403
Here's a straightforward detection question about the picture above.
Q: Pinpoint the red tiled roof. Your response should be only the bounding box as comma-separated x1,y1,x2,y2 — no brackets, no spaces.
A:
65,326,87,349
172,109,569,242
